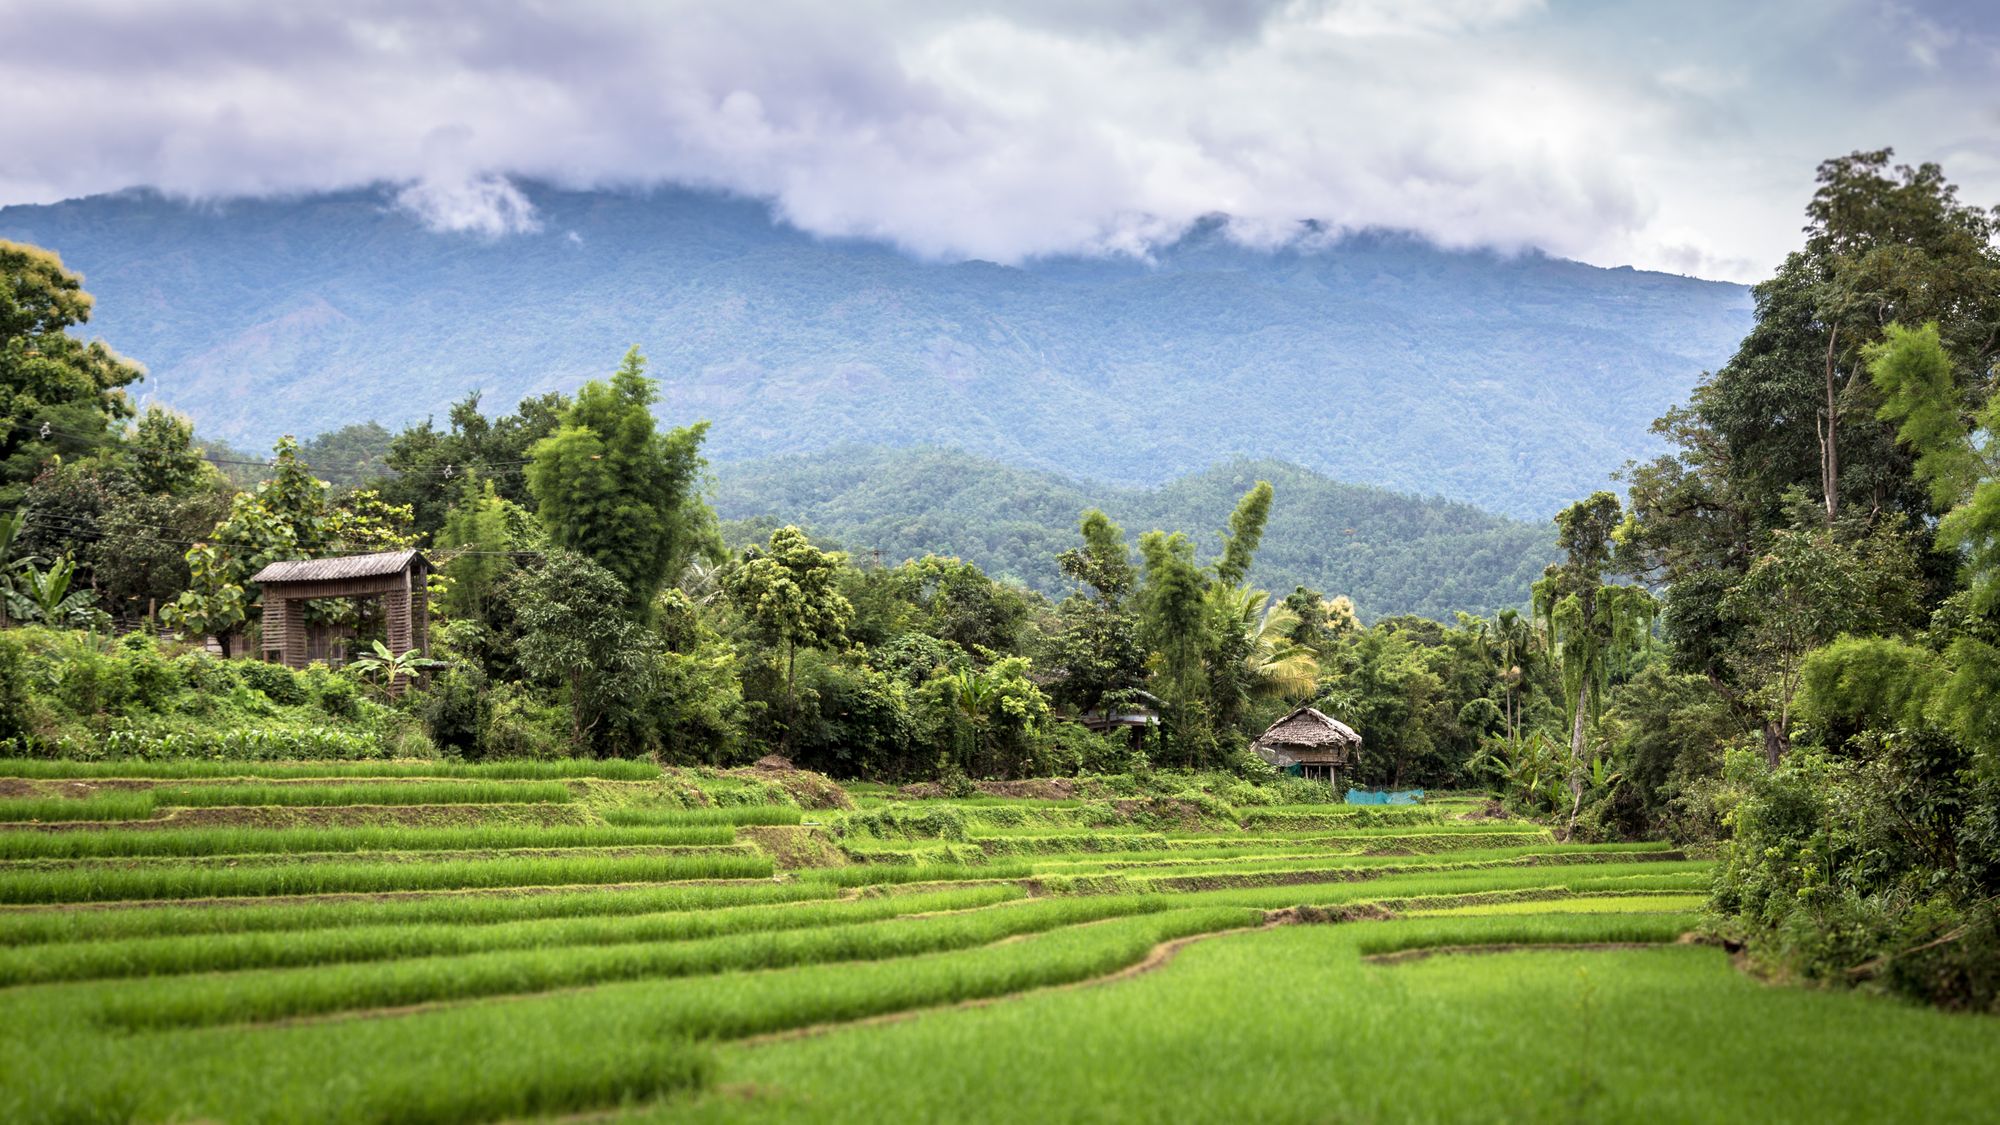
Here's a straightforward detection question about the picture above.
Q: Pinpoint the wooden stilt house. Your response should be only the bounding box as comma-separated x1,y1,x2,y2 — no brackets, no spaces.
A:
1251,706,1362,787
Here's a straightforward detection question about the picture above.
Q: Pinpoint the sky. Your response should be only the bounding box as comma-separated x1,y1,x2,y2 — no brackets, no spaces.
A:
2,0,1996,282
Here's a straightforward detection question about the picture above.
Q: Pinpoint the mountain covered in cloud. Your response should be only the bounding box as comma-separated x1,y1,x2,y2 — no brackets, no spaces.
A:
0,184,1750,518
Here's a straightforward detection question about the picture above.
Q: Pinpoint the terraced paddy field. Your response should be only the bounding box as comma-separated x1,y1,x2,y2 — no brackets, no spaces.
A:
1,763,1991,1123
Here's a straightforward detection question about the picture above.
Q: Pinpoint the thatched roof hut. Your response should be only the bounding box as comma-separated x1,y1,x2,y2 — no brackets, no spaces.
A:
1252,706,1361,784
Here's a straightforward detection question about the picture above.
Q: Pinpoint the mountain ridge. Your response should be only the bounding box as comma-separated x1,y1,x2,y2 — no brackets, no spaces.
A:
710,445,1555,621
0,183,1752,518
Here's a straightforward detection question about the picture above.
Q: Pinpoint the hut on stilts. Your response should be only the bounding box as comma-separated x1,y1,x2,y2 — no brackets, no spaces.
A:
1251,705,1362,787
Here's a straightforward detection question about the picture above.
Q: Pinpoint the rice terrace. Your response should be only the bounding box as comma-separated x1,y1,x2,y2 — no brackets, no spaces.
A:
6,1,2000,1122
0,755,1990,1122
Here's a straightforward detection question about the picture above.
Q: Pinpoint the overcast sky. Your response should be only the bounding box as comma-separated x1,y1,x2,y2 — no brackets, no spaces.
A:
3,0,1995,281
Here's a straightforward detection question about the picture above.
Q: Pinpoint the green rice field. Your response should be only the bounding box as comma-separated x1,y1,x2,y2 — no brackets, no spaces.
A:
1,762,1990,1123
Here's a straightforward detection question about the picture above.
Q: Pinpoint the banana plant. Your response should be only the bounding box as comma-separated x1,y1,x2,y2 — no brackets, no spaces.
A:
8,557,109,629
346,640,440,697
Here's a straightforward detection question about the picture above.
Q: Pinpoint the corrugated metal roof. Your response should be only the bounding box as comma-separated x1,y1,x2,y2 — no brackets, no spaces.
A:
250,550,425,585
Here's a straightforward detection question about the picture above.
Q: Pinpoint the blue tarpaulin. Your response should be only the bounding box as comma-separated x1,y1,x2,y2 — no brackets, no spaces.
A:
1345,788,1425,805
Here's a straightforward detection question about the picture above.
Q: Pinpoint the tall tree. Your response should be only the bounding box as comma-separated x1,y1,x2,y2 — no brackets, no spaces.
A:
1533,492,1654,778
526,347,714,617
726,526,854,751
1137,529,1209,764
1214,480,1273,588
0,242,145,505
1047,509,1146,721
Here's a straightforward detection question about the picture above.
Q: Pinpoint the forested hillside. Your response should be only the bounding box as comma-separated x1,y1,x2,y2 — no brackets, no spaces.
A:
0,186,1749,518
712,448,1550,620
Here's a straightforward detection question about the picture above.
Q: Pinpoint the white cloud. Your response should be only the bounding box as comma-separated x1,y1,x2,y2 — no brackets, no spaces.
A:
392,174,540,235
0,0,1994,281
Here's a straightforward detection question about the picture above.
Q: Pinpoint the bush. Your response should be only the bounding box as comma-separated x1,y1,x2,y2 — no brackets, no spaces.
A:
417,665,489,757
0,632,29,744
482,685,570,760
234,659,308,706
1040,723,1144,776
304,664,363,721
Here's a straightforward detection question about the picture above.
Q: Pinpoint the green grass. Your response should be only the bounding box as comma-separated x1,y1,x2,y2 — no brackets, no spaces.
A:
605,806,806,827
642,915,2000,1124
143,780,577,807
0,850,775,903
0,768,1966,1124
0,879,838,945
0,885,1028,986
0,758,663,781
0,906,1255,1124
0,822,734,859
0,780,576,824
0,792,159,822
71,896,1193,1030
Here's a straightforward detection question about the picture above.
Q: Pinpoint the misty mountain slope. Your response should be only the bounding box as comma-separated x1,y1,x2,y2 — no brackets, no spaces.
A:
711,447,1555,621
0,185,1751,517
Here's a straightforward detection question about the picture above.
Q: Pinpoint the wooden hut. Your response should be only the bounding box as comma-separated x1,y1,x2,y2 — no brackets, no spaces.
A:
1251,706,1361,786
249,550,429,672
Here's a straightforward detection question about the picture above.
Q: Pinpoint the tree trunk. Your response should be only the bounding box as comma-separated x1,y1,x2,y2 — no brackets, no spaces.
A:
1568,680,1590,822
1762,719,1790,770
1821,324,1841,524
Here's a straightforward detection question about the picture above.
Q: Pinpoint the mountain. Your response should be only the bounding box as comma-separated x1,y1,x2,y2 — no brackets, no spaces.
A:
711,447,1554,621
0,184,1751,519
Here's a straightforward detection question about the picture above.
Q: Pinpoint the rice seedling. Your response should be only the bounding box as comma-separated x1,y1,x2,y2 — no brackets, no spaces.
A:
0,792,159,823
645,915,2000,1125
0,850,774,904
78,895,1192,1030
796,861,1034,887
0,822,735,860
0,758,663,781
0,879,836,946
603,805,805,827
143,780,576,807
0,885,1027,985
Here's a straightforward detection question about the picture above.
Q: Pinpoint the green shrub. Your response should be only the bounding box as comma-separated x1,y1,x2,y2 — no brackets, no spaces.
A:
483,684,569,759
417,665,488,755
234,659,308,706
842,804,971,841
0,632,28,744
303,664,363,721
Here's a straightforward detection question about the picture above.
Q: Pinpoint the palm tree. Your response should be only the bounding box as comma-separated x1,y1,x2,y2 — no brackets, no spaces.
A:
1483,608,1539,744
1213,586,1320,702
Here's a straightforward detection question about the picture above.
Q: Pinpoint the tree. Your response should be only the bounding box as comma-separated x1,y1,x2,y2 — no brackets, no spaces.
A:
7,557,108,629
725,526,854,749
1214,480,1273,587
1721,515,1922,764
0,242,144,506
510,551,659,753
1534,492,1655,813
435,475,537,625
160,437,415,654
1802,151,2000,523
1137,529,1209,764
527,347,715,618
380,390,569,535
1869,321,2000,612
1047,510,1147,721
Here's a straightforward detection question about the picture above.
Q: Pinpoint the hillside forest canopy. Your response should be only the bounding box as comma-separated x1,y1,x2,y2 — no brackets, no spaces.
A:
0,148,1997,1016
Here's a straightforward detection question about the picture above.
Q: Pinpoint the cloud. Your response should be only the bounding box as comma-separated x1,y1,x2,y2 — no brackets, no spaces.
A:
393,174,541,235
1,0,1995,280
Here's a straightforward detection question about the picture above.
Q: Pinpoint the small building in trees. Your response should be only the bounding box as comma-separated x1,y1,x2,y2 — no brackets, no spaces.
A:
1251,706,1361,787
250,550,429,671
